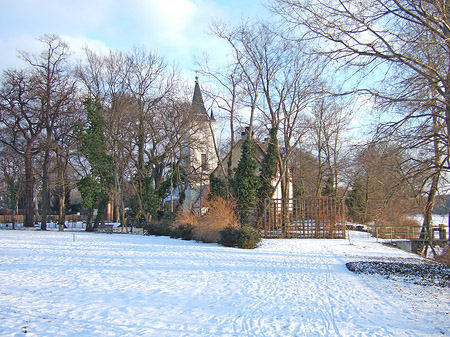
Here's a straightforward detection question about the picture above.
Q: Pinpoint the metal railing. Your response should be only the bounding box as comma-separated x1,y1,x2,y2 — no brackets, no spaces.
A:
368,224,448,242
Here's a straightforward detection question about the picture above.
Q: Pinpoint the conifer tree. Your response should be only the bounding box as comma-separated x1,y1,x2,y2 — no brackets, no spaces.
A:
256,127,278,223
346,177,367,223
259,127,278,201
209,175,227,199
232,137,260,224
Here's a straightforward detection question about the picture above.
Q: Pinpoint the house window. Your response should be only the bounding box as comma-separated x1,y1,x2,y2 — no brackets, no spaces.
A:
201,154,207,170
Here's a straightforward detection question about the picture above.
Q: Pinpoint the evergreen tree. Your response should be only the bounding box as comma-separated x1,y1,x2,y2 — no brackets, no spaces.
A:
232,137,260,224
257,127,278,224
346,176,367,223
209,175,227,199
76,98,114,231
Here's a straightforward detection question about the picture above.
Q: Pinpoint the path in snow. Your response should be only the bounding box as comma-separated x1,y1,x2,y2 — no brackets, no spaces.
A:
0,230,448,336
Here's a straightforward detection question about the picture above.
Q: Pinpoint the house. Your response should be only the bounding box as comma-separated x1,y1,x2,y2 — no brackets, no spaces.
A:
211,127,294,201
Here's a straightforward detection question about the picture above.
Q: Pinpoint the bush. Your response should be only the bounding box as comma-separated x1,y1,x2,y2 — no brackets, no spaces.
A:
218,224,261,249
143,214,174,236
218,226,241,247
170,223,194,240
175,209,199,239
193,196,240,243
239,225,261,249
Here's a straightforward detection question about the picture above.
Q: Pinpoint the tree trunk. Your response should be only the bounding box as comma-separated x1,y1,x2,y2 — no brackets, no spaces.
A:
40,148,50,230
12,197,18,230
24,143,34,227
117,175,127,233
85,208,94,232
94,193,108,229
58,192,66,232
56,146,67,231
421,88,445,256
281,161,290,235
421,182,438,257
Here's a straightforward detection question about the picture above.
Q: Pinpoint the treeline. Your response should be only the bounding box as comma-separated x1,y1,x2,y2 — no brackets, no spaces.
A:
2,0,450,236
0,35,196,230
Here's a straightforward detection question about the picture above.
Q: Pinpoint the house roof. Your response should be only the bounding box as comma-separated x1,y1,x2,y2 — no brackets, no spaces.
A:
211,136,268,177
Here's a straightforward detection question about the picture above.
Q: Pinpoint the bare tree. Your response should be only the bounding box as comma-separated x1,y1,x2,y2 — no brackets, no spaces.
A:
0,140,24,229
217,22,320,198
308,94,353,196
77,48,130,227
77,46,196,226
0,69,44,227
211,21,263,137
349,142,421,224
272,0,450,241
19,34,77,230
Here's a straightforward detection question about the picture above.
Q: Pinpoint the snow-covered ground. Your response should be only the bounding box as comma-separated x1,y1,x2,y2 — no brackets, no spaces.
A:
0,229,448,337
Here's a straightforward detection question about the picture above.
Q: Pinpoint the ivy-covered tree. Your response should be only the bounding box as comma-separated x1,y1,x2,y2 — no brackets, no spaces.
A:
139,174,159,222
77,175,99,231
232,137,260,224
322,174,335,197
76,98,114,231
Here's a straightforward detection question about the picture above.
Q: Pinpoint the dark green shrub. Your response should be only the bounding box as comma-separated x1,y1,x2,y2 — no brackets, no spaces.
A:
170,223,194,240
143,214,174,236
218,226,241,247
238,225,261,249
218,225,261,249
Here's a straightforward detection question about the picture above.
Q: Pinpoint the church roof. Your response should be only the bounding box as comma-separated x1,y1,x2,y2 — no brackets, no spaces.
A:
192,77,209,118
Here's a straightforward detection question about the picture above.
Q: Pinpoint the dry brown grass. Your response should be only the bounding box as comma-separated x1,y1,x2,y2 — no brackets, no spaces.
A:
175,208,199,228
196,197,240,243
177,197,240,243
401,217,421,227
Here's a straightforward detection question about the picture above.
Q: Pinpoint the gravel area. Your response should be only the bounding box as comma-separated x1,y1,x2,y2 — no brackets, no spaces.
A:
346,261,450,288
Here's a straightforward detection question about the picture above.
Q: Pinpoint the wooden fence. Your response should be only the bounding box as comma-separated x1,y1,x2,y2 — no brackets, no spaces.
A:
263,197,346,239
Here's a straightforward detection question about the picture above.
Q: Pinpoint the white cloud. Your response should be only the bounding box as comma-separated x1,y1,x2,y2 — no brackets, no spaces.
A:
0,34,112,71
130,0,221,50
61,35,111,62
0,0,269,77
0,35,42,69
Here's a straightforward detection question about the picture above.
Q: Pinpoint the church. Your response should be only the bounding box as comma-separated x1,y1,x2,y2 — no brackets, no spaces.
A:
181,77,217,213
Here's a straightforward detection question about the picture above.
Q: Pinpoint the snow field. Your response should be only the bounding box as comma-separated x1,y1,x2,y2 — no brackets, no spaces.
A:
0,230,448,336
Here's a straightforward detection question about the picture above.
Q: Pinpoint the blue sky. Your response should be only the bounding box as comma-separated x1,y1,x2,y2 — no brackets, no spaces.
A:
0,0,270,79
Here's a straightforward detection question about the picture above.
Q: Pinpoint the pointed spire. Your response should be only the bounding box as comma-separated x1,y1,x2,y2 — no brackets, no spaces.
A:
192,77,208,117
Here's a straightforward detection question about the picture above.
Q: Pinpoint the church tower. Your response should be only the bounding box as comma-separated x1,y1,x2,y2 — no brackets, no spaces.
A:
182,77,217,212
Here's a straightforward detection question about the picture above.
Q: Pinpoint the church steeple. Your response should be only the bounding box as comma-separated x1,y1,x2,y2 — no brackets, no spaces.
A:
192,76,208,118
